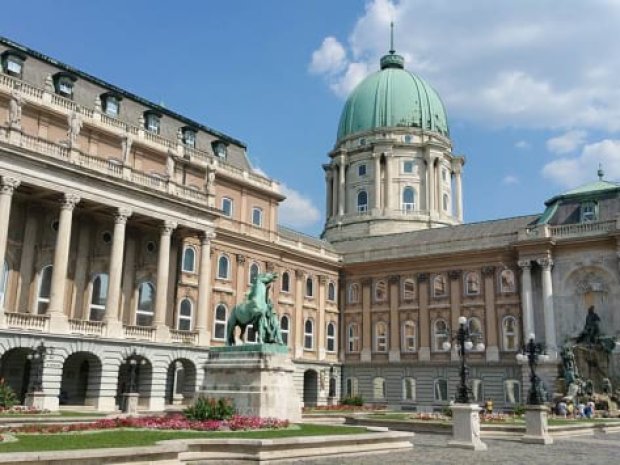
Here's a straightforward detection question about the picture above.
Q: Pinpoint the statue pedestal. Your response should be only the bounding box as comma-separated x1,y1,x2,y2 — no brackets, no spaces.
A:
448,404,487,451
522,405,553,444
200,344,301,422
122,393,139,415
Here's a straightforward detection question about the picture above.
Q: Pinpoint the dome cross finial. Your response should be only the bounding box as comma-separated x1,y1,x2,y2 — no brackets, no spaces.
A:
598,163,604,181
389,21,395,54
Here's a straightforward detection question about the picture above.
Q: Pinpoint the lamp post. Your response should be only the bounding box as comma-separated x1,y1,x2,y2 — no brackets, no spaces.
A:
443,316,485,403
27,341,47,392
126,350,139,394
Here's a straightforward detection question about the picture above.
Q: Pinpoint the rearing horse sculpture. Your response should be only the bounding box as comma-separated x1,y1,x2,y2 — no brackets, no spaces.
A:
226,272,283,345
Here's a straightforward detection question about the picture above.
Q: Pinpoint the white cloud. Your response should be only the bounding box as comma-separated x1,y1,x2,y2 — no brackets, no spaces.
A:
309,37,347,75
278,184,322,229
309,0,620,131
515,140,530,150
546,130,588,154
542,139,620,187
502,175,519,185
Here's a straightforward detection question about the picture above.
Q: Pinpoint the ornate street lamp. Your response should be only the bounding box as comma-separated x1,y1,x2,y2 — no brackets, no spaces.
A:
443,316,485,404
126,350,140,394
27,341,47,392
516,333,549,405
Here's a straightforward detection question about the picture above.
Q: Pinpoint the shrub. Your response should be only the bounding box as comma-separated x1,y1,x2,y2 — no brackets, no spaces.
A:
0,380,17,409
340,396,364,406
441,406,453,418
513,404,526,416
183,397,234,421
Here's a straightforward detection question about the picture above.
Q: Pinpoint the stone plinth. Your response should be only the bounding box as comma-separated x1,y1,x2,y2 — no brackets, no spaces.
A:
523,405,553,444
200,344,301,422
122,392,139,415
448,403,487,451
25,391,58,411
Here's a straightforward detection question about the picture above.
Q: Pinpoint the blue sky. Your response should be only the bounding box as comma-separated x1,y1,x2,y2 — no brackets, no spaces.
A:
4,0,620,235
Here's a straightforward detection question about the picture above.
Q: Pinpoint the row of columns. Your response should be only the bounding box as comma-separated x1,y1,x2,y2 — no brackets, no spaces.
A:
0,175,216,341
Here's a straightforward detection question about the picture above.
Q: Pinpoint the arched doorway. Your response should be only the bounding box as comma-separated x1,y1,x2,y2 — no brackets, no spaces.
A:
60,352,102,407
116,354,152,410
303,369,318,407
0,348,34,404
165,359,197,406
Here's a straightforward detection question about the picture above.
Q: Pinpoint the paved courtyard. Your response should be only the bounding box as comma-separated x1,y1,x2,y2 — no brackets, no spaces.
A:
295,432,620,465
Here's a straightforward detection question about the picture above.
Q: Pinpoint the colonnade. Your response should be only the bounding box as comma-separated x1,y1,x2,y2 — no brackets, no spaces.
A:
519,258,556,353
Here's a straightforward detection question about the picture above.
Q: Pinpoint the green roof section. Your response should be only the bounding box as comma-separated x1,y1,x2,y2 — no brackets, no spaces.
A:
336,51,449,143
544,180,620,207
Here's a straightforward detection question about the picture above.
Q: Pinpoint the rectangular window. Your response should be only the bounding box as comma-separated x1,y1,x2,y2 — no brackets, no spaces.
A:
403,161,414,173
146,114,160,134
58,80,73,97
581,202,597,223
434,379,448,402
105,97,119,117
222,198,233,217
358,164,367,176
7,59,22,75
252,207,263,226
183,129,196,148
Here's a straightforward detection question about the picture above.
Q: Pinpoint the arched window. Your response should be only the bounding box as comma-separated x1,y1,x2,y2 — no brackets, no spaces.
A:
252,207,263,226
442,193,449,211
221,197,233,217
182,246,196,273
245,323,257,343
402,278,415,301
357,190,368,213
471,379,483,402
433,274,447,297
402,377,416,401
0,260,8,308
213,304,227,340
433,319,449,352
504,379,521,404
468,317,483,350
37,265,53,314
347,323,360,352
280,315,290,345
89,273,109,321
326,322,336,352
177,298,193,331
217,255,230,280
373,377,386,400
304,319,314,349
502,316,518,351
306,277,314,298
281,272,290,293
348,283,360,304
402,187,416,212
434,379,448,401
136,281,155,326
249,262,259,285
402,320,417,352
500,269,516,293
346,377,359,397
375,321,388,352
327,282,336,301
374,280,387,302
465,272,480,295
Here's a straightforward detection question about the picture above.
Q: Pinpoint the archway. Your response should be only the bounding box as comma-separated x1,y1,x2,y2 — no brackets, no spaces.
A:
165,359,197,406
0,348,34,404
60,352,102,407
116,354,152,410
303,369,318,407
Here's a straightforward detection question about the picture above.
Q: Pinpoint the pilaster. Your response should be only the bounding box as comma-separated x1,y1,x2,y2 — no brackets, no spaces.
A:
482,266,499,361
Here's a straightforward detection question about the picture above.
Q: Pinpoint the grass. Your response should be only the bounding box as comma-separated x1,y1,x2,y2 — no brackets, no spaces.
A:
366,413,412,420
0,424,368,453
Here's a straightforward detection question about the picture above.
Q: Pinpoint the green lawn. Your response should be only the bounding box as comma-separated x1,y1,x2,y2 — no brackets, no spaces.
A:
0,424,368,453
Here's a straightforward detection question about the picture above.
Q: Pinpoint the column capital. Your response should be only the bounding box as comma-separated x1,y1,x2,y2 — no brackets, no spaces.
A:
537,257,554,269
114,208,133,224
295,269,305,279
236,254,246,264
60,194,81,211
200,230,216,245
319,274,328,285
266,261,276,272
481,266,496,277
0,177,20,194
448,269,462,280
518,259,532,269
160,220,177,235
417,272,429,283
388,274,400,285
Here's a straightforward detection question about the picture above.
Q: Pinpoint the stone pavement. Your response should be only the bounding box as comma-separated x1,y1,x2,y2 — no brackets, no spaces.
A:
293,432,620,465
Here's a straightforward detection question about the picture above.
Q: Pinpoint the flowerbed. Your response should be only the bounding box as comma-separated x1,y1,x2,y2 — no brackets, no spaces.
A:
0,406,50,415
411,413,450,421
7,414,289,434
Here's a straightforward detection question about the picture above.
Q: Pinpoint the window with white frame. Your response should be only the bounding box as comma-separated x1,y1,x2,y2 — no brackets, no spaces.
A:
136,281,155,326
89,273,109,321
177,298,193,331
0,260,8,308
251,207,263,227
2,52,24,77
434,378,448,402
433,274,447,298
304,319,314,349
465,272,480,295
37,265,53,314
402,278,415,301
217,255,230,279
280,315,290,345
433,319,449,351
500,269,516,293
346,377,359,397
213,304,227,340
182,246,196,273
375,321,388,352
502,316,518,351
102,94,120,117
504,379,521,404
326,322,336,352
471,379,483,402
327,282,336,301
144,112,160,134
581,201,597,223
468,317,483,349
358,164,367,177
281,272,290,293
55,74,75,98
249,263,259,285
403,160,415,174
348,283,360,303
402,377,416,401
221,197,233,217
212,140,228,159
402,187,415,212
347,323,360,352
402,320,417,352
374,280,387,302
306,277,314,297
373,377,386,400
357,190,368,213
182,128,196,148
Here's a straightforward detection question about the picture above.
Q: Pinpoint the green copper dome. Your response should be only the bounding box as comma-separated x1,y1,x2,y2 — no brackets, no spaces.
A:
336,52,449,143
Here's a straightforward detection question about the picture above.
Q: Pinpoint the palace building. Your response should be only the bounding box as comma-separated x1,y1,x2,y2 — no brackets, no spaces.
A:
0,36,618,413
